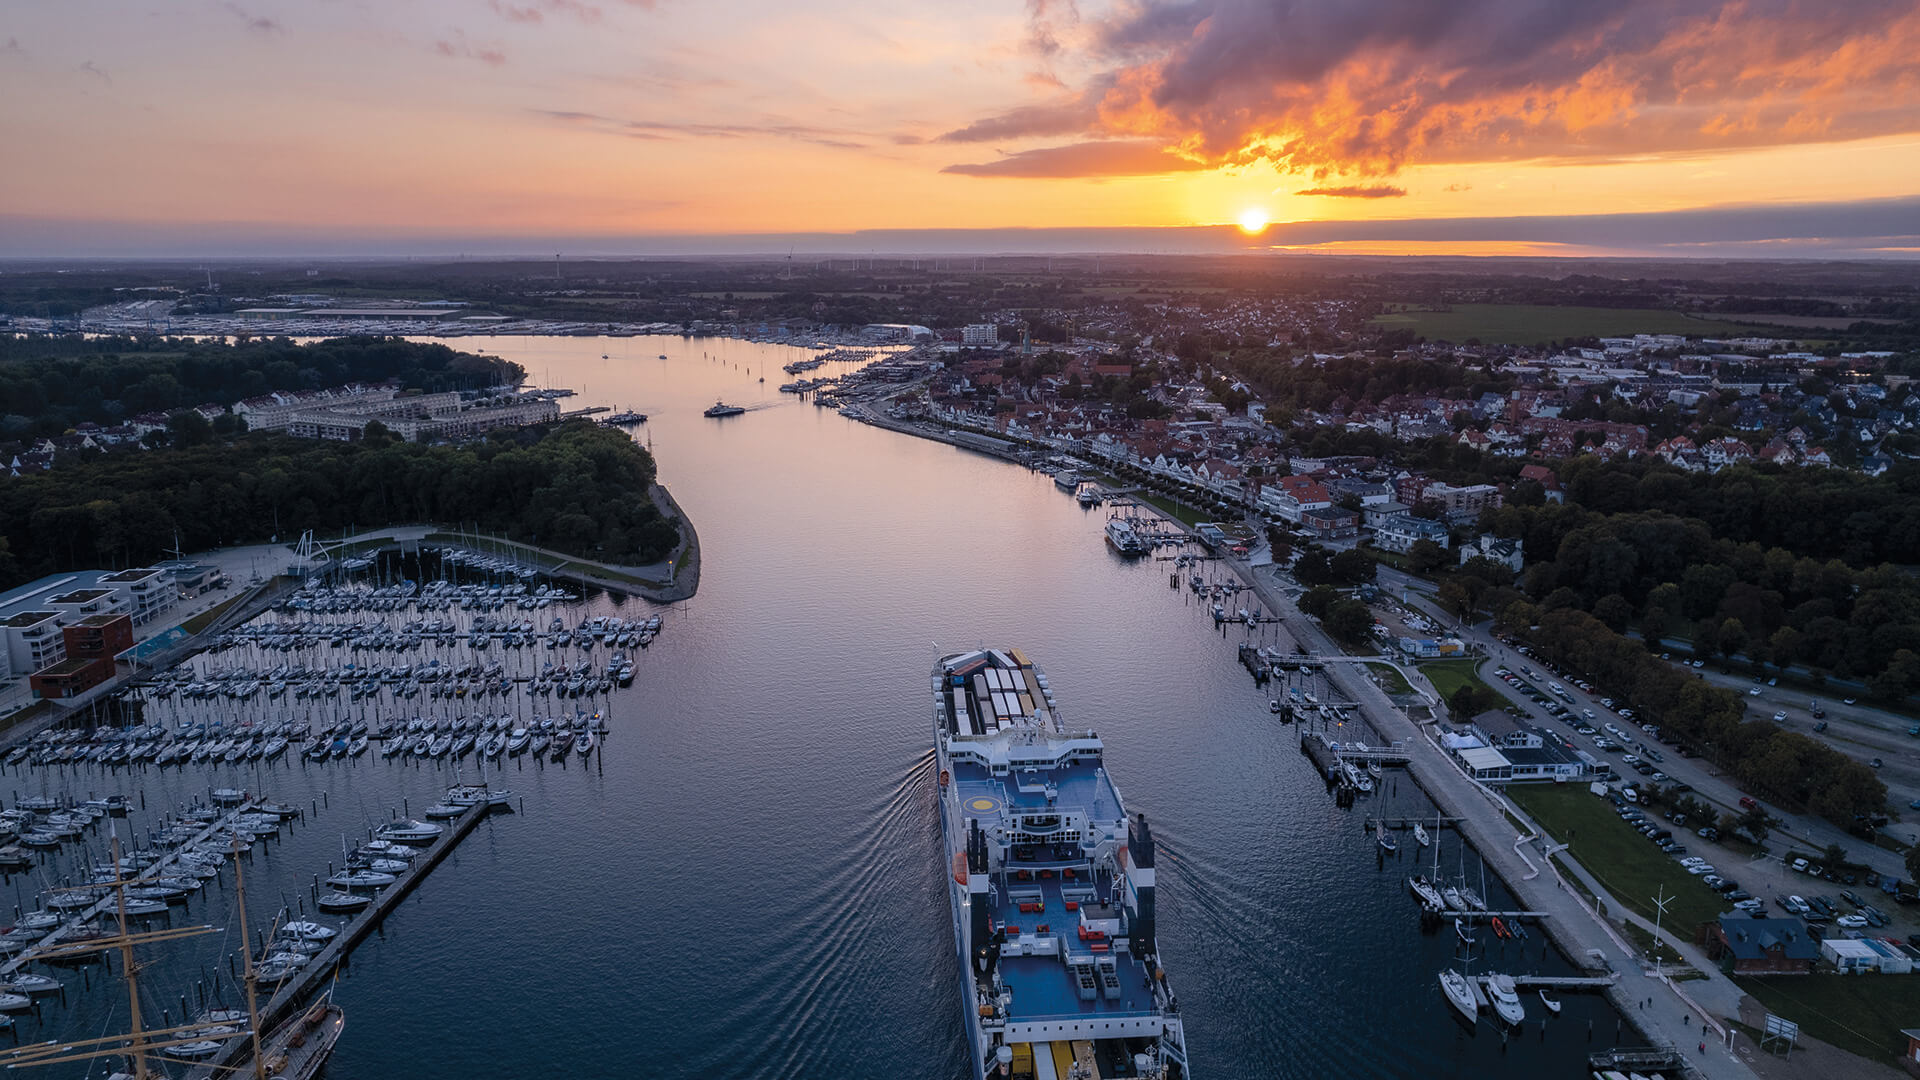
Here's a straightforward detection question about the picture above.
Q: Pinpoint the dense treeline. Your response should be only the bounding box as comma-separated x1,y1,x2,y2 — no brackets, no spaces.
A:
0,421,676,588
1224,351,1508,415
0,336,525,438
1486,476,1920,695
1500,607,1885,824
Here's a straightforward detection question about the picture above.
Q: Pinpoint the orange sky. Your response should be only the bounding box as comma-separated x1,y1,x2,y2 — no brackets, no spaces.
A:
1,1,1917,252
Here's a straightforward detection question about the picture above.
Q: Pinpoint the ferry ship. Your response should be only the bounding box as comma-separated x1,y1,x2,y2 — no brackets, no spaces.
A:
1104,517,1152,557
703,401,746,417
933,649,1190,1080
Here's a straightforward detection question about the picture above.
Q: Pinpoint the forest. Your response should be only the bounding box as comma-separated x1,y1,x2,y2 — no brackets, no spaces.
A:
0,335,525,438
1497,605,1885,825
0,420,678,589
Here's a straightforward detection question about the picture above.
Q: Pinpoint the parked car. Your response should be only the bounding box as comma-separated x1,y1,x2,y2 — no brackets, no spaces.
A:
1838,914,1868,928
1748,686,1762,696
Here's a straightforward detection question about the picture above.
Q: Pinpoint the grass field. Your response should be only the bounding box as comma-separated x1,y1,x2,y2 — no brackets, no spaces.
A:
1366,662,1413,695
1418,658,1493,702
1734,973,1920,1064
1507,784,1725,931
1371,304,1766,345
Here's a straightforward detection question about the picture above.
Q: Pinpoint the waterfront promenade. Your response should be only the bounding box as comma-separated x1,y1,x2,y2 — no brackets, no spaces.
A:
1235,558,1763,1078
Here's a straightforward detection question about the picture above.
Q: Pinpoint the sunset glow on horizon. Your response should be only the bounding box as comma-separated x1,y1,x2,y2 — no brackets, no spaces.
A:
3,1,1919,256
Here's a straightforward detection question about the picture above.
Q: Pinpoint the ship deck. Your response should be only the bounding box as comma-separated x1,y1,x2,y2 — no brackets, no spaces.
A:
947,759,1123,835
989,873,1160,1022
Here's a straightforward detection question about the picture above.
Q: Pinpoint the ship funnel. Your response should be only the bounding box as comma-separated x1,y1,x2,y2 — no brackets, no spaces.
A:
1126,812,1157,954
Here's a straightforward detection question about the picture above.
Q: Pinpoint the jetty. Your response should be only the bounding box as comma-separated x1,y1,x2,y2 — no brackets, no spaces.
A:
0,798,260,978
188,797,495,1080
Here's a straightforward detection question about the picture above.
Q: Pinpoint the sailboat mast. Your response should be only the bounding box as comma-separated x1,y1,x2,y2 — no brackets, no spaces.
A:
110,831,149,1080
232,837,268,1080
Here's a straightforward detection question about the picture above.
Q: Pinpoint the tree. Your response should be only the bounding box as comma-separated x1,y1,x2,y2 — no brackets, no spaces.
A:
1593,594,1634,634
166,409,213,449
361,419,395,446
1716,617,1748,662
1869,648,1920,701
1292,549,1333,586
1738,806,1776,845
1906,843,1920,886
1321,598,1377,644
1408,538,1446,574
1298,585,1340,619
1330,548,1377,586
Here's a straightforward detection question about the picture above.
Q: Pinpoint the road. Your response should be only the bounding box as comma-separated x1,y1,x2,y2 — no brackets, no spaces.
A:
1226,555,1762,1078
1373,566,1916,904
1685,664,1920,828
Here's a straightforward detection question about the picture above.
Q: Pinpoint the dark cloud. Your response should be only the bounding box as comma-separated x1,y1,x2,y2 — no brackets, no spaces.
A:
220,3,284,35
957,1,1920,175
8,196,1920,258
530,109,867,150
942,140,1208,178
1296,185,1406,198
936,98,1099,143
1025,0,1078,57
489,0,604,25
77,60,110,85
434,31,508,67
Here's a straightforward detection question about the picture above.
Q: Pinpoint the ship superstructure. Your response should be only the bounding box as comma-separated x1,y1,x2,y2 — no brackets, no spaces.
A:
933,648,1188,1080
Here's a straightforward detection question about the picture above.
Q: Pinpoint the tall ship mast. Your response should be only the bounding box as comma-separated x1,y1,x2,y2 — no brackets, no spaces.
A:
932,648,1189,1080
0,831,343,1080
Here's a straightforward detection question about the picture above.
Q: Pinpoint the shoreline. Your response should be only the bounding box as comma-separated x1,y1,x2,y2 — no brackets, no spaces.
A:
854,392,1756,1075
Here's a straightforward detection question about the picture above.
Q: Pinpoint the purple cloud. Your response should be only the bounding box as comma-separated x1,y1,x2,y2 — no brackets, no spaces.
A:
1296,185,1406,198
942,140,1208,178
946,1,1920,175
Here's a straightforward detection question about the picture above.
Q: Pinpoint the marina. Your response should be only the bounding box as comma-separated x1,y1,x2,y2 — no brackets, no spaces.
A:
0,334,1642,1079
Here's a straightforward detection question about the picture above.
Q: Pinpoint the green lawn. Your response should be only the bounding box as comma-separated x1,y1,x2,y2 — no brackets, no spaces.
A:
1507,784,1725,931
1134,491,1208,527
1370,304,1769,345
1367,662,1413,695
1734,973,1920,1065
181,593,246,635
1419,658,1493,702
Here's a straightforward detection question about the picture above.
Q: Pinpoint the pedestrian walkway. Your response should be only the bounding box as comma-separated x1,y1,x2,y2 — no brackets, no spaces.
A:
1235,560,1760,1079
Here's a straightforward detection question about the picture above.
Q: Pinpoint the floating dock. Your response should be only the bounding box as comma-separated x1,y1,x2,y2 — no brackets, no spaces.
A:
188,797,494,1080
0,800,260,978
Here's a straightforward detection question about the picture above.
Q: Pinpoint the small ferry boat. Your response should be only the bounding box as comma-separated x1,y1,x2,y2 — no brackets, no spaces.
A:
1104,516,1152,556
703,401,746,417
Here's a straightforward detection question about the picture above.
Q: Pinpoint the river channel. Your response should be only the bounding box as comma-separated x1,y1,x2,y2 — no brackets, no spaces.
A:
12,334,1631,1079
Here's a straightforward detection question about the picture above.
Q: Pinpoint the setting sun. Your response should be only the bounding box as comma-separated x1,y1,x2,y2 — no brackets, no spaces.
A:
1237,207,1270,234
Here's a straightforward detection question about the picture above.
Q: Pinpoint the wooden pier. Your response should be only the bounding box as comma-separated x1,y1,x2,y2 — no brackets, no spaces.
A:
1589,1045,1685,1072
1511,974,1617,990
188,797,494,1080
1365,815,1464,832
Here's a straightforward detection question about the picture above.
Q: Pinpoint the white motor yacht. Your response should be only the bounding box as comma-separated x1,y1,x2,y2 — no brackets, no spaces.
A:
1484,974,1525,1027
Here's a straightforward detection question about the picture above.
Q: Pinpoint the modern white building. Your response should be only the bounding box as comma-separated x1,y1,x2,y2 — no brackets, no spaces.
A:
98,567,177,626
1,611,64,677
961,323,1000,346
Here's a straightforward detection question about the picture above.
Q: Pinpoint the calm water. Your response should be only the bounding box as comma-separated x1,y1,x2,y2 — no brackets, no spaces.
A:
7,335,1629,1078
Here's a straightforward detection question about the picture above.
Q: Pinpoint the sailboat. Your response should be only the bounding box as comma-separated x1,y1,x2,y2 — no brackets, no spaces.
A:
1412,822,1430,848
1375,820,1397,854
1438,968,1478,1023
1538,990,1562,1015
0,830,254,1079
